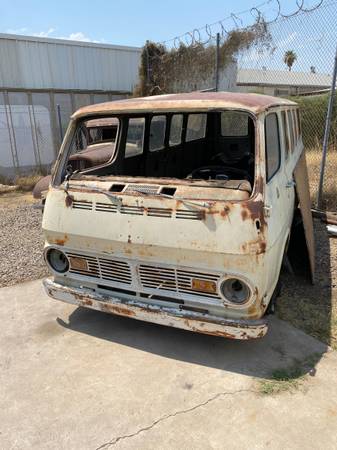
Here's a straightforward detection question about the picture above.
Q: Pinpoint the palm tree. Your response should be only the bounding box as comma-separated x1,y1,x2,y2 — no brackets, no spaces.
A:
283,50,297,71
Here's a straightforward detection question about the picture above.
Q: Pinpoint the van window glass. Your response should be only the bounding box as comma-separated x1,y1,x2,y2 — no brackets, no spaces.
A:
186,114,207,142
265,113,281,181
281,111,290,159
221,111,249,136
68,118,119,171
149,115,166,152
297,109,302,135
292,110,298,143
125,118,145,158
287,110,295,151
169,114,183,146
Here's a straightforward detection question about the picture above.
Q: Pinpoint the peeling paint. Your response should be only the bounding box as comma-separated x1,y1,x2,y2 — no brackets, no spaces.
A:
43,278,268,339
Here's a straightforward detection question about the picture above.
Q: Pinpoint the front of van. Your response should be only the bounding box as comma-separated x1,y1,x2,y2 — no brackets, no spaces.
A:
42,93,276,339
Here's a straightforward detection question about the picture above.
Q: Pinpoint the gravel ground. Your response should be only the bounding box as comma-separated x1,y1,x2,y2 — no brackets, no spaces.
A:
0,194,48,287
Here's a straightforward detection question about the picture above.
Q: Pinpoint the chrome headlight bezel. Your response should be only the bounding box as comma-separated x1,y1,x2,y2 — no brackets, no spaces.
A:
218,275,253,307
44,247,69,274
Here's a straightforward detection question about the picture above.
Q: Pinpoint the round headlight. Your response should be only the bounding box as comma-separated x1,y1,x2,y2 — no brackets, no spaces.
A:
46,249,69,273
220,278,250,304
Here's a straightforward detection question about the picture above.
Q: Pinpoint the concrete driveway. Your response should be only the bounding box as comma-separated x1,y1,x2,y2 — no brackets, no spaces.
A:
1,279,337,449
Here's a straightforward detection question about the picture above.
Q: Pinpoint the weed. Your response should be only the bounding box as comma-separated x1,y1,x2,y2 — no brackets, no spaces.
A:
258,355,320,395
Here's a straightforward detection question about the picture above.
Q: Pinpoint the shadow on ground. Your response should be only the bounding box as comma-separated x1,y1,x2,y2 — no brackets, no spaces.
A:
57,306,328,380
57,221,332,382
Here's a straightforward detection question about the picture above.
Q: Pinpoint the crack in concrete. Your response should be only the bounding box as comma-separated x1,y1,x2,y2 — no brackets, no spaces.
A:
95,388,256,449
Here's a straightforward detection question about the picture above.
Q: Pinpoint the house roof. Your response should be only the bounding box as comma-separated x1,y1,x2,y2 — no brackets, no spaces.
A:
237,69,332,88
72,91,297,119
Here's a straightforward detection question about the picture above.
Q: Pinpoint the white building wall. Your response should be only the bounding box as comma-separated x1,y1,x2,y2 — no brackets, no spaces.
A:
0,33,141,92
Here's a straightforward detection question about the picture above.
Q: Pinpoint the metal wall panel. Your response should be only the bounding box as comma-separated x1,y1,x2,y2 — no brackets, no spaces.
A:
0,33,141,92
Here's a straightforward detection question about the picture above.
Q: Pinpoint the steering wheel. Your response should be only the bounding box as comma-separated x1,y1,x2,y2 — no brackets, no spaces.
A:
189,165,249,181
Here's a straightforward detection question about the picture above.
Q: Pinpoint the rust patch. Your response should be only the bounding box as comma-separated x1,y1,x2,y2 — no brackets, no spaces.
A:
241,209,249,221
242,237,266,255
65,194,74,207
100,303,136,317
82,299,93,306
220,204,232,218
72,92,296,120
253,175,264,196
240,199,266,231
55,234,68,246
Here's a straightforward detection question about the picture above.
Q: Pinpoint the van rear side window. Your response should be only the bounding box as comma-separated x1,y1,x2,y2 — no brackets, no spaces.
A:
265,113,281,181
281,111,290,159
287,110,295,151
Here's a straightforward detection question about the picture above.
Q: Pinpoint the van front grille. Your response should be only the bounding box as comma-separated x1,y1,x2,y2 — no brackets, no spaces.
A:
138,264,221,299
65,252,222,302
67,252,132,285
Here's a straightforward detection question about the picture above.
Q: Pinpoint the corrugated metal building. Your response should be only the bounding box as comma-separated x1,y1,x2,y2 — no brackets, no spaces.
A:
0,33,141,177
237,68,332,96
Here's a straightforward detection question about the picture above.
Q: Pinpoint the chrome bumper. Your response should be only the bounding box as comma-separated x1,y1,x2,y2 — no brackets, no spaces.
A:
43,278,268,340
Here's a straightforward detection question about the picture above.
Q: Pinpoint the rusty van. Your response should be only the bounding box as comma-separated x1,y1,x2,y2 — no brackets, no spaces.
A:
42,92,315,340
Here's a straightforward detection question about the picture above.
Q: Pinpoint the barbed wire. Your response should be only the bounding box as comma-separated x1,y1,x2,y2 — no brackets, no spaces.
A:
161,0,326,48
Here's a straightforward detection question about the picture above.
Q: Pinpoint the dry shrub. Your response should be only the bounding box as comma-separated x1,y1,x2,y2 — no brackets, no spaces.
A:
14,174,44,192
134,19,271,96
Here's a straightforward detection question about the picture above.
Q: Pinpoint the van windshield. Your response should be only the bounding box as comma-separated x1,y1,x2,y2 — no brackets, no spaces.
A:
62,111,255,191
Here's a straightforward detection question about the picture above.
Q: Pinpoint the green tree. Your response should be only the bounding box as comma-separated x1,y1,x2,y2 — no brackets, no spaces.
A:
283,50,297,71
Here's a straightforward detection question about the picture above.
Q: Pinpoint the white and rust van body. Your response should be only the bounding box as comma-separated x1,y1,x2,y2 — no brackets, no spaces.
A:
42,92,314,339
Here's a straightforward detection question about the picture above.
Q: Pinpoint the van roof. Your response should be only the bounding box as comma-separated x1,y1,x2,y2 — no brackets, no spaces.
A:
72,91,297,119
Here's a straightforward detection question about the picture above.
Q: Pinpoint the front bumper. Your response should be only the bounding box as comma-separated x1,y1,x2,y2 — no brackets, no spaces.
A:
43,278,268,340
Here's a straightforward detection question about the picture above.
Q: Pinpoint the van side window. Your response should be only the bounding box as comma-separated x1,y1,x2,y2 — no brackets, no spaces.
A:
287,110,294,151
186,114,207,142
292,110,298,143
265,113,281,181
169,114,183,146
281,111,290,159
221,111,248,136
125,118,145,158
149,115,166,152
297,109,302,136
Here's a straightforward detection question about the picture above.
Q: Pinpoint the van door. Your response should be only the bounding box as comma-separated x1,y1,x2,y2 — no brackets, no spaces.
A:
264,112,294,287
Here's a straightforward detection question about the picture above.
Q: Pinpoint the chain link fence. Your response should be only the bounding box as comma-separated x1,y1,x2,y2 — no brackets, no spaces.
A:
0,90,125,182
138,0,337,211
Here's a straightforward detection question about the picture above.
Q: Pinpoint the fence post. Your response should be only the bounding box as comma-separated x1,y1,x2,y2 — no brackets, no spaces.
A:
145,40,151,93
56,104,63,142
317,44,337,210
215,33,220,92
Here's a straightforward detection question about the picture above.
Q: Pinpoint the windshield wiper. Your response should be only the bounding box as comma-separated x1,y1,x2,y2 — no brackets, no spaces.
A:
129,189,214,210
66,181,122,206
65,180,213,210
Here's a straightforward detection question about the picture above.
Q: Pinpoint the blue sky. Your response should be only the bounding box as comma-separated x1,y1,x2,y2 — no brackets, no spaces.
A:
0,0,336,73
0,0,318,46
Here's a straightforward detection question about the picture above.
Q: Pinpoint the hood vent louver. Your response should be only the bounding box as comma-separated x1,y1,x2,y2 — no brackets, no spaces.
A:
124,184,160,195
